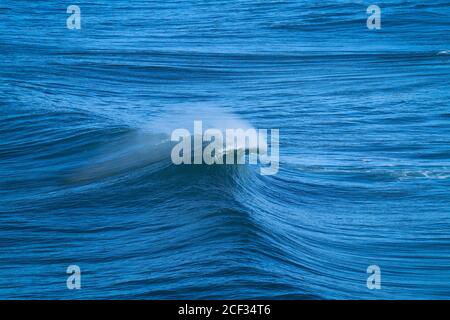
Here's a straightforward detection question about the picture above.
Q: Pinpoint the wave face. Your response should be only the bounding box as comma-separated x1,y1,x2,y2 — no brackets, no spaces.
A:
1,0,450,299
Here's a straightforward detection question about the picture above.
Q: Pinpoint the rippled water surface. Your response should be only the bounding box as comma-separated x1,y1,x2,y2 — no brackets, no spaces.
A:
1,0,450,299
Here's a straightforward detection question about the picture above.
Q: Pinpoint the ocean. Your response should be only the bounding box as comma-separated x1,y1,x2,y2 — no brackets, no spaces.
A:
1,0,450,299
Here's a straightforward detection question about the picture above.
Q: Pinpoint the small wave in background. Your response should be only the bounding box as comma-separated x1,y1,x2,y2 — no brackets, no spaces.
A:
0,0,450,299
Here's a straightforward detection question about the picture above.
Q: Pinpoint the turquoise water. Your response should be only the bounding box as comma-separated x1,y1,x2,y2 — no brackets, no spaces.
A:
1,0,450,299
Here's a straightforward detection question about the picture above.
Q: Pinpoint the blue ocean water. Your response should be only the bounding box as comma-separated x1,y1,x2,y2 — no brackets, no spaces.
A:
1,0,450,299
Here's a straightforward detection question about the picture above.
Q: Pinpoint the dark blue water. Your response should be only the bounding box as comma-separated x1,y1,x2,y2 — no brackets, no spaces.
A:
1,0,450,299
